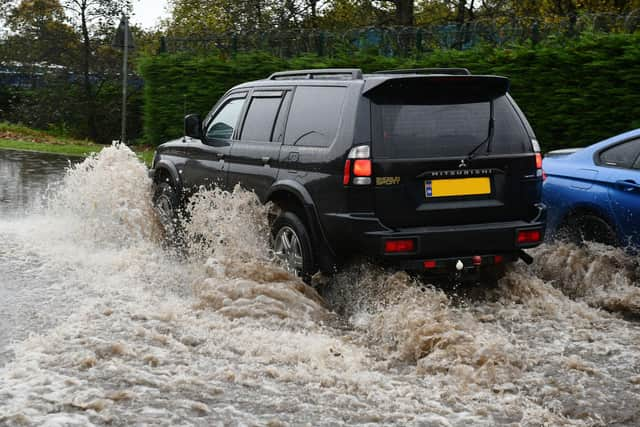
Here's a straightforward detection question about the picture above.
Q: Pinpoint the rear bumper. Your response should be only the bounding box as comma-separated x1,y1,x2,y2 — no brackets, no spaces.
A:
366,220,544,271
323,205,546,271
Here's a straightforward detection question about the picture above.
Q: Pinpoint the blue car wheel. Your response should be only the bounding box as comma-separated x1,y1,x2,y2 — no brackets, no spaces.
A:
557,211,617,246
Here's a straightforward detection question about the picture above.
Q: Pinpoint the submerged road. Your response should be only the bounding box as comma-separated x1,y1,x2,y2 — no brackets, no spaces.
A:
1,147,639,426
0,150,77,366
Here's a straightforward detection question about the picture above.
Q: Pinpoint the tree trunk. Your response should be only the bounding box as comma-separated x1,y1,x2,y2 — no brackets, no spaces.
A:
309,0,318,28
80,1,97,141
395,0,414,26
455,0,467,26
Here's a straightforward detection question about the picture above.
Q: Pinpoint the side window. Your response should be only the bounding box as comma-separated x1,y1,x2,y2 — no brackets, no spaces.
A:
599,139,640,169
241,92,284,142
206,97,245,140
284,86,346,147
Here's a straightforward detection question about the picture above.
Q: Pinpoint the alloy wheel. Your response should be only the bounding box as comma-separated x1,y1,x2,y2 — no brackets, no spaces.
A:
274,226,304,273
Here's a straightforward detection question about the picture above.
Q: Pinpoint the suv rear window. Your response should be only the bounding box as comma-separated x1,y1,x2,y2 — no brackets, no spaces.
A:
284,86,346,147
374,96,530,159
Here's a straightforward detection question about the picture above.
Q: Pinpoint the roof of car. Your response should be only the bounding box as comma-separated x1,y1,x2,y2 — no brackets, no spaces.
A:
231,68,510,95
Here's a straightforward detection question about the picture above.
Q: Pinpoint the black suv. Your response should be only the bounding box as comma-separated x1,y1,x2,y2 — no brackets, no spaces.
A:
151,68,546,280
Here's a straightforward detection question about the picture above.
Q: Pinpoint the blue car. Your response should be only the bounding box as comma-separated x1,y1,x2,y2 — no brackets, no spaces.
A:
543,129,640,248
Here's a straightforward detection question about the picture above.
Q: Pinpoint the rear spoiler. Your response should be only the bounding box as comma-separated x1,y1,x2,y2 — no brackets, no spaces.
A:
363,75,510,104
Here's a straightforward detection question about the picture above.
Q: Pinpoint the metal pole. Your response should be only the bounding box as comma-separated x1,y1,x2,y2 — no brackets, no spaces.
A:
121,14,128,145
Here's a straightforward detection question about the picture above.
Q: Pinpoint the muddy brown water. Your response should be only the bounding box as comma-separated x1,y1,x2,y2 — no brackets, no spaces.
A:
0,146,639,426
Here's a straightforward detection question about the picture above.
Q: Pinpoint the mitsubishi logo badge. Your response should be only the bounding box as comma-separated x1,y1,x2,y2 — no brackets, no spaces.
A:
459,159,468,168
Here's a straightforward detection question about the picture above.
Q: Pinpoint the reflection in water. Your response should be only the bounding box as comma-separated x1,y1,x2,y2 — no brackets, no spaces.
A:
0,149,78,216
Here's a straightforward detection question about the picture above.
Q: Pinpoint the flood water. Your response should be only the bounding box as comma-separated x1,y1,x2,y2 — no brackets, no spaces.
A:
0,146,639,426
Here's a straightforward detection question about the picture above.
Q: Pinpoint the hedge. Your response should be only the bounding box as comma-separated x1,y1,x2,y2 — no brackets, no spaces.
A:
139,33,640,151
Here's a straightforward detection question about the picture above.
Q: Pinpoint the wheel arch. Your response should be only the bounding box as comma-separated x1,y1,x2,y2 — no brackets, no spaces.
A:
558,202,620,243
153,160,182,190
266,180,336,268
560,203,616,229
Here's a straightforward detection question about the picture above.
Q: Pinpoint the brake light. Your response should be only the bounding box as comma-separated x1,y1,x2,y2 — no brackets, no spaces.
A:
517,229,542,244
494,255,504,264
385,239,415,253
353,159,372,177
472,256,482,266
344,145,372,186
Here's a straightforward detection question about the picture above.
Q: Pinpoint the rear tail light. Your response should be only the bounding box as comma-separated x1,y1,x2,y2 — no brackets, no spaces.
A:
384,239,415,253
423,260,437,269
535,153,543,169
344,145,372,186
494,255,504,264
472,256,482,266
353,159,372,177
535,152,546,181
517,229,542,244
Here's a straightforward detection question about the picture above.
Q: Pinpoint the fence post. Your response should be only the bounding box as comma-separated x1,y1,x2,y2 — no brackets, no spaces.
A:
531,21,540,45
317,31,325,56
158,36,167,54
232,34,238,56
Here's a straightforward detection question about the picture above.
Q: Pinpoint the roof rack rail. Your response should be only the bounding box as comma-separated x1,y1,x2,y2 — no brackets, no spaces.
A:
268,68,363,80
374,68,471,76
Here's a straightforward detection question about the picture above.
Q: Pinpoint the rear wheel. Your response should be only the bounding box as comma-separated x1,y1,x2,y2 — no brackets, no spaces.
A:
558,213,617,246
272,211,315,282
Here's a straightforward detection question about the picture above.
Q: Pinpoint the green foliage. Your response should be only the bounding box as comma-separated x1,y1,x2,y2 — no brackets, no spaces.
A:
139,33,640,151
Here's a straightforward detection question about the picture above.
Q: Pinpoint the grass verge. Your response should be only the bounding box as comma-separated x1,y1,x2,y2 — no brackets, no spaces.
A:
0,122,155,166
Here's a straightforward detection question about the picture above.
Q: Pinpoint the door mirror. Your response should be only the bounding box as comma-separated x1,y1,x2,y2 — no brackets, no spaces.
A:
184,114,202,139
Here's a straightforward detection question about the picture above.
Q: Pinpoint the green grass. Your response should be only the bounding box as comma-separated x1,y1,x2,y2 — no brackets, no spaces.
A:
0,139,103,156
0,122,155,166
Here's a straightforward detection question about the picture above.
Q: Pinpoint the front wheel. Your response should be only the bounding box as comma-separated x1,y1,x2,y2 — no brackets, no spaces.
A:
271,211,316,282
153,182,182,243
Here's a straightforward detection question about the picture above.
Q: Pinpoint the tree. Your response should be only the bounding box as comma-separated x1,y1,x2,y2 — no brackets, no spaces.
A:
3,0,77,65
61,0,131,140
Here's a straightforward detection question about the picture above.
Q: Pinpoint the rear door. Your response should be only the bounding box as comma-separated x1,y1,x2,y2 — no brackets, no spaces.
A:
226,89,292,200
598,138,640,246
366,76,539,229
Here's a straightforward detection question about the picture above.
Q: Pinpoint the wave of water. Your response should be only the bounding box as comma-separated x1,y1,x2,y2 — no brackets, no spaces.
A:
1,144,639,426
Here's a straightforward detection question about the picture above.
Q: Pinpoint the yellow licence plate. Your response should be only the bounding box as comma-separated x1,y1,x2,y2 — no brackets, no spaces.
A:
425,177,491,198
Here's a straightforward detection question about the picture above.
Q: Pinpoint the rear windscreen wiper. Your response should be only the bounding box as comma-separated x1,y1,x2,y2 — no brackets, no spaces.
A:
466,99,495,160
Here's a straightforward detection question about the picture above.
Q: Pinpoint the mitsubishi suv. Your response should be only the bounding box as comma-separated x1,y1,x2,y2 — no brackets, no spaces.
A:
150,68,546,281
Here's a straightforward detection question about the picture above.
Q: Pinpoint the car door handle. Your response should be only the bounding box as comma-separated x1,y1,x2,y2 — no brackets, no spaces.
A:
261,156,271,164
616,180,640,192
216,152,225,159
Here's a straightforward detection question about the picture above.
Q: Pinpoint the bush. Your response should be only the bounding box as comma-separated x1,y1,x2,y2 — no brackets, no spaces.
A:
139,33,640,151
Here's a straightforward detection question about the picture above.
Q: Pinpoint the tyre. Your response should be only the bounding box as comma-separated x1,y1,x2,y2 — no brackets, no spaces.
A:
271,211,316,282
558,213,617,246
153,182,182,243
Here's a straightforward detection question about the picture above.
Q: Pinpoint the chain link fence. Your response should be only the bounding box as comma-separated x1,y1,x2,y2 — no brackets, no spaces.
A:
162,10,640,57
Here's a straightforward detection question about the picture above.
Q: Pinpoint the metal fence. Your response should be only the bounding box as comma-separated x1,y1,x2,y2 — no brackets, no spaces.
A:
162,10,640,57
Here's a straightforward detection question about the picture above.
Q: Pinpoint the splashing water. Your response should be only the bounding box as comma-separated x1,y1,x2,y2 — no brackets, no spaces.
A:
0,145,639,426
532,242,640,317
47,144,161,245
